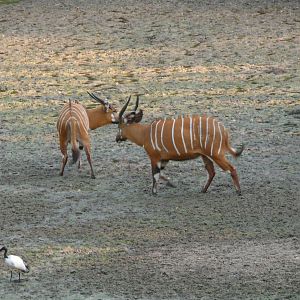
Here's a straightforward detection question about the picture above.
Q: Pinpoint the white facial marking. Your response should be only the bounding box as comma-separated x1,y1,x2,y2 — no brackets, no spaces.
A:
111,113,116,122
118,128,123,139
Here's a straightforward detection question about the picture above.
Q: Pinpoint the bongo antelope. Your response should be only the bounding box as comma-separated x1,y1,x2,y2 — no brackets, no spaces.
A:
57,92,118,178
0,246,29,282
116,96,244,195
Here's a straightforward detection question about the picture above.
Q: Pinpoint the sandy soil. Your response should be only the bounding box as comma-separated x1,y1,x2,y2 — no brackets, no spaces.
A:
0,0,299,299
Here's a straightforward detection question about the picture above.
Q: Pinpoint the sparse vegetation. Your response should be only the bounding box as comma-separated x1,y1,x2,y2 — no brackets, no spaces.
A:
0,0,20,4
0,0,299,299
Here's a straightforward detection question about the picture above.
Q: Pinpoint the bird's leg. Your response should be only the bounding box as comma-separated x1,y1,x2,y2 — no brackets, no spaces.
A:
19,272,21,282
10,271,12,282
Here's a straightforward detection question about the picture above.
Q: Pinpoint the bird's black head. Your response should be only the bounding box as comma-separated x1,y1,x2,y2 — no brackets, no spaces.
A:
0,246,8,258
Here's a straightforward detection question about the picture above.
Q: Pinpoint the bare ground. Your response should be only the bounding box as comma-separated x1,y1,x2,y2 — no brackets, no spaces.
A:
0,0,299,299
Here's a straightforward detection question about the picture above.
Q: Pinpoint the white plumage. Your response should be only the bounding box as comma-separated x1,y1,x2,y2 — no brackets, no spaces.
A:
0,246,29,282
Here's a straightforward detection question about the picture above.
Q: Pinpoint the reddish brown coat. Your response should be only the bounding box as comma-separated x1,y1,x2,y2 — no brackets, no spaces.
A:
57,97,118,178
117,97,244,194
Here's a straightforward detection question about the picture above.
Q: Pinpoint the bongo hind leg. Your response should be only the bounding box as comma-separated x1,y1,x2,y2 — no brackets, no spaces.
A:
201,155,216,193
83,142,95,179
59,139,68,176
213,157,241,195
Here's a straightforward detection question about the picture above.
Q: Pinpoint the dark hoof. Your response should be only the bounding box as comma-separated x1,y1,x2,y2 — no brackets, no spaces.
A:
166,181,176,188
236,144,245,156
91,175,96,179
201,188,207,193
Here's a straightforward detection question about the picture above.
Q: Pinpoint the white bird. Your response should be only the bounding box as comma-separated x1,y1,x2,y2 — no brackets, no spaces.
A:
0,246,29,282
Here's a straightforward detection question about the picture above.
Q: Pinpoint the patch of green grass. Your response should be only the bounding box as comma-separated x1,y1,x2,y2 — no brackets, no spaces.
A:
0,0,20,4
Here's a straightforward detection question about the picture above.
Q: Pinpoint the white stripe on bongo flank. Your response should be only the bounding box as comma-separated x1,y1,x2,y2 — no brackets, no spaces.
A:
70,109,89,128
217,122,223,155
210,119,216,156
58,105,73,127
58,104,89,135
199,117,203,149
172,119,180,156
160,118,169,152
57,108,66,130
189,116,194,150
181,117,187,153
66,110,89,135
155,120,161,151
192,117,196,142
72,105,89,129
205,117,210,150
60,110,74,134
150,121,156,150
58,109,70,134
60,105,82,126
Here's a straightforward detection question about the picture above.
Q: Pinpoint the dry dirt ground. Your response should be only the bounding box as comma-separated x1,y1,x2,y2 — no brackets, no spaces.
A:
0,0,300,299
